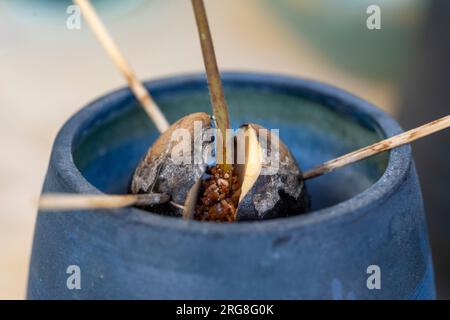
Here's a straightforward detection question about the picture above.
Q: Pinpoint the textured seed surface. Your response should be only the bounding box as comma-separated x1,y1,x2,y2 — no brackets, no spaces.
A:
236,124,309,220
131,112,213,215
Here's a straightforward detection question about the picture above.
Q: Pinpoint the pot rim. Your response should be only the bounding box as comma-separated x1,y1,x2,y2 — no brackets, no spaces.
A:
50,71,411,235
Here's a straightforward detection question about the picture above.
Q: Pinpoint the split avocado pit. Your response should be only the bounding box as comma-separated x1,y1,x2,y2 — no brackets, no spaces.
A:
131,112,310,222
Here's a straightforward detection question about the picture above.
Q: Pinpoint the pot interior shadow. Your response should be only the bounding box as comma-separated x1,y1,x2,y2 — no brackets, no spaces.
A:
73,83,389,213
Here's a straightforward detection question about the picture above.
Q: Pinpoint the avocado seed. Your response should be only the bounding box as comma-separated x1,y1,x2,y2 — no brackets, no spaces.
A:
131,112,213,216
234,124,309,220
182,123,309,221
131,115,309,221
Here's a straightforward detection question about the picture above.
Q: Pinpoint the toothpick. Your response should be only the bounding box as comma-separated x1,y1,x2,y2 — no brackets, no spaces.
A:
74,0,169,133
303,115,450,180
191,0,233,175
38,193,169,211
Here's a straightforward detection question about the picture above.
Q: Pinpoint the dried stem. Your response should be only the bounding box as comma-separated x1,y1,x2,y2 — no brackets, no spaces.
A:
303,115,450,180
191,0,232,175
74,0,169,133
38,193,169,211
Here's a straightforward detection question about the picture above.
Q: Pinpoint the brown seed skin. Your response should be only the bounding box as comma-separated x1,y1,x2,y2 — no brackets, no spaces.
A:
131,112,213,216
236,124,310,220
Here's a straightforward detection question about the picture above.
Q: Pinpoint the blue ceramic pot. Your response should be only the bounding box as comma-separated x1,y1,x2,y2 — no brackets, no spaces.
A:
27,72,435,299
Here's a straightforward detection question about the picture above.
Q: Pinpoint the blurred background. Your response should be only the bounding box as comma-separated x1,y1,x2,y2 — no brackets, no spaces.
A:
0,0,448,299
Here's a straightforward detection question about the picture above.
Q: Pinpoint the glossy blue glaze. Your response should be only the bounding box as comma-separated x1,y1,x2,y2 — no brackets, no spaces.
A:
27,72,435,299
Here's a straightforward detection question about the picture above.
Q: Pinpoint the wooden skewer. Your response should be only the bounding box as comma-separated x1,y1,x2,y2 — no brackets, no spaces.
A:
302,115,450,180
38,193,169,211
74,0,169,133
191,0,233,175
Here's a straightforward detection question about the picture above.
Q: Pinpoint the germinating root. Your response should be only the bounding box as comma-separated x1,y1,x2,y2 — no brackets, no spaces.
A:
195,166,241,222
